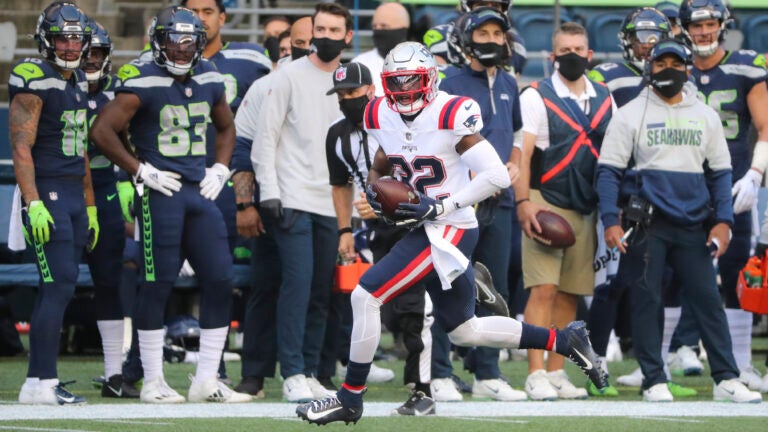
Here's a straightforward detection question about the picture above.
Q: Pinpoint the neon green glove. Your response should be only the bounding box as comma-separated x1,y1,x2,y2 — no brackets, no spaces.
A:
116,180,135,223
27,200,55,245
86,205,99,252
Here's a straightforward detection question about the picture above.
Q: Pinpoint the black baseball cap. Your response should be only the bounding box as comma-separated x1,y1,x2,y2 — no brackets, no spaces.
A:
326,62,373,95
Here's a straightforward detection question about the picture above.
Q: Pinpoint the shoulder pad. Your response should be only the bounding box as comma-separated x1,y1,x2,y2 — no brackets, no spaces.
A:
117,64,142,82
364,97,386,130
438,96,478,131
587,69,606,83
12,61,46,84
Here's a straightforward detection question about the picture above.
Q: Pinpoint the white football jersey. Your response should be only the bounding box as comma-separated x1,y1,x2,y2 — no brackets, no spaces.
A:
364,91,483,228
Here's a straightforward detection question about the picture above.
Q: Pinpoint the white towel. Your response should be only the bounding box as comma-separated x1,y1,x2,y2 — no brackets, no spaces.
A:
8,185,26,251
424,222,469,290
593,218,620,289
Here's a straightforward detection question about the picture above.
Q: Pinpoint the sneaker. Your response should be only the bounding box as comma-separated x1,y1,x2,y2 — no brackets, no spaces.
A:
761,372,768,393
546,370,588,399
587,380,618,397
525,370,558,401
188,376,252,403
473,261,510,317
18,381,81,405
140,377,185,404
713,378,762,403
616,367,643,387
430,377,463,402
234,376,265,399
283,374,314,403
452,374,473,394
668,346,704,376
643,382,673,402
560,321,608,390
391,390,436,416
101,374,140,399
667,381,697,397
296,396,363,425
18,381,39,404
368,363,395,383
739,366,764,391
306,376,336,399
472,378,527,401
605,332,623,362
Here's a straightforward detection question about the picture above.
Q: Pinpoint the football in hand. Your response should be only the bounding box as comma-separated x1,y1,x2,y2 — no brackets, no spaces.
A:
531,210,575,248
370,177,419,219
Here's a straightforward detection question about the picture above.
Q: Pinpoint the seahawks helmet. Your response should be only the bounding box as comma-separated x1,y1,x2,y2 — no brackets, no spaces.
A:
165,315,200,351
81,20,112,84
679,0,730,57
381,42,440,114
34,1,91,70
148,6,206,76
423,23,466,68
460,0,512,14
619,7,673,68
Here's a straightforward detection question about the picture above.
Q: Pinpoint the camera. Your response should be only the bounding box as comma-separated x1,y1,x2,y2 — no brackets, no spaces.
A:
623,194,654,228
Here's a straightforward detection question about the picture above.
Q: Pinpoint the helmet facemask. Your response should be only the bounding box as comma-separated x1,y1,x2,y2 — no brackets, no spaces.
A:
154,30,206,76
382,68,437,114
83,46,111,83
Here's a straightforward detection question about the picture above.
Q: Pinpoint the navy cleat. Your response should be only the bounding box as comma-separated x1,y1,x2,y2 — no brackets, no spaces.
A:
54,381,87,405
296,396,363,425
561,321,608,390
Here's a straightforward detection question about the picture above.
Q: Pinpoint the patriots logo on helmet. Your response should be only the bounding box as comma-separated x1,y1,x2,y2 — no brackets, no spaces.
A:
463,114,480,132
335,67,347,82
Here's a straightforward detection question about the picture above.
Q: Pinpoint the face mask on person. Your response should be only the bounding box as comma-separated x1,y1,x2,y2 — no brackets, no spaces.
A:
373,28,408,58
291,46,310,60
339,95,369,125
311,37,347,62
650,67,687,98
468,42,507,68
554,52,588,81
263,36,281,63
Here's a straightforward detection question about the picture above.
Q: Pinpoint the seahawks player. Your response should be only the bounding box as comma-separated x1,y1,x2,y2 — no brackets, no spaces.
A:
11,1,97,405
90,6,250,403
588,7,673,107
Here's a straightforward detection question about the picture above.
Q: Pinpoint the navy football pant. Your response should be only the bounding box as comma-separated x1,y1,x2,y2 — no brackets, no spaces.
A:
87,181,125,321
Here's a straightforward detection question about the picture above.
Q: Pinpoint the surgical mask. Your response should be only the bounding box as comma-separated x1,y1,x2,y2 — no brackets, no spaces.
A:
291,46,310,60
468,42,507,68
311,37,347,62
339,95,369,125
650,67,687,98
263,36,280,63
373,28,408,58
554,52,588,81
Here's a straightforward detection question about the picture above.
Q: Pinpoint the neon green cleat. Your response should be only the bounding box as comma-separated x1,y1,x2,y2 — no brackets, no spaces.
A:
587,380,619,397
667,381,697,397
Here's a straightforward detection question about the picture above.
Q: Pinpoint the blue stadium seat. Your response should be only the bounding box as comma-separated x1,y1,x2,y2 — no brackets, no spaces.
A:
587,13,625,54
741,14,768,54
515,11,573,78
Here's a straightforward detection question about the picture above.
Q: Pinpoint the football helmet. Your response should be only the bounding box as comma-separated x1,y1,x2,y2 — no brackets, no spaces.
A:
165,315,200,351
619,7,673,68
381,42,440,114
459,7,511,66
81,20,112,84
679,0,730,57
460,0,512,14
34,1,91,70
148,6,206,76
423,23,466,68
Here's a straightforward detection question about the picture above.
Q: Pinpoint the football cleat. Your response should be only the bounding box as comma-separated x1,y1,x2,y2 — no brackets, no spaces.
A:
140,377,185,404
587,379,619,397
101,374,140,398
188,376,252,403
391,390,436,416
473,261,510,317
296,396,363,425
560,321,608,389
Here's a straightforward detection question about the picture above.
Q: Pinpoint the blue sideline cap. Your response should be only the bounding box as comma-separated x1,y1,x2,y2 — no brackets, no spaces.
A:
327,62,373,95
655,1,680,19
650,40,691,62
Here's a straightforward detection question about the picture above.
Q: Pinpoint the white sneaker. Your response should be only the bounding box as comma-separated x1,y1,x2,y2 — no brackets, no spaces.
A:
643,382,673,402
525,369,558,401
18,381,57,405
668,346,703,376
188,377,252,403
472,378,527,401
306,376,336,399
616,367,644,387
739,366,764,391
546,370,588,399
713,378,762,403
368,363,396,383
430,377,463,402
282,374,314,403
761,372,768,393
606,332,623,362
141,377,185,404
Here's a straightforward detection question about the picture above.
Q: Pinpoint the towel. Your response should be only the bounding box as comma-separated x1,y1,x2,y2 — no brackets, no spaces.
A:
593,218,620,289
8,185,26,251
424,222,469,290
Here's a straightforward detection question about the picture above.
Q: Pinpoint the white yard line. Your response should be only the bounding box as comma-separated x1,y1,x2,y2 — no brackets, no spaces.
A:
0,426,96,432
629,416,705,423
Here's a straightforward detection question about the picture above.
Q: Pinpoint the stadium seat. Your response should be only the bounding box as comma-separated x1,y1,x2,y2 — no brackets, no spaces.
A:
515,11,573,78
587,13,625,54
741,14,768,54
0,22,16,62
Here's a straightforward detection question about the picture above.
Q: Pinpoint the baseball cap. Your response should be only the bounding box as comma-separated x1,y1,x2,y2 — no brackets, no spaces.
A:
650,40,691,62
326,62,373,95
655,1,680,19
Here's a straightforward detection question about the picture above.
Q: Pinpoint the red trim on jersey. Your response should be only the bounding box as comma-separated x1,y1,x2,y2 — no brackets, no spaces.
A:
448,97,470,130
438,96,471,130
364,97,384,130
546,328,556,351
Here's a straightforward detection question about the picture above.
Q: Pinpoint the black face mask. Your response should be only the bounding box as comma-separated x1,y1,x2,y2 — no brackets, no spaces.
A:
554,52,589,81
291,46,310,60
468,42,507,68
339,95,369,126
312,37,347,62
373,28,408,58
650,67,687,98
263,36,281,63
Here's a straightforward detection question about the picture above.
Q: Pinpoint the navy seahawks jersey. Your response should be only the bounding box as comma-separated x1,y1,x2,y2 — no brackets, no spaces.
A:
588,62,645,108
691,50,768,181
87,74,118,187
8,58,89,178
116,61,226,182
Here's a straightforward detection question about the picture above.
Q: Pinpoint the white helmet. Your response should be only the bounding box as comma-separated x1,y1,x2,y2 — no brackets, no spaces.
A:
381,42,440,114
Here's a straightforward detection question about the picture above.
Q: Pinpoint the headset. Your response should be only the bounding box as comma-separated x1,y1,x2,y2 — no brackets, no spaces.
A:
642,39,693,84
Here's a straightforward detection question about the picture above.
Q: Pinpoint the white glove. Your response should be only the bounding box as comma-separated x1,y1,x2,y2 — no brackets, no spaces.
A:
731,169,762,215
200,163,231,200
135,162,182,197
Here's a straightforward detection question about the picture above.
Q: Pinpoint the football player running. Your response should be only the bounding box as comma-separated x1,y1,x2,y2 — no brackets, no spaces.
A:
90,6,250,403
296,42,607,425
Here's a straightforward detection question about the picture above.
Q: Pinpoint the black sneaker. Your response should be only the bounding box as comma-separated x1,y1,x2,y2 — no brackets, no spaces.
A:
296,396,363,425
54,381,87,405
101,374,140,398
391,391,436,416
234,376,265,398
317,376,338,391
561,321,608,389
473,261,510,317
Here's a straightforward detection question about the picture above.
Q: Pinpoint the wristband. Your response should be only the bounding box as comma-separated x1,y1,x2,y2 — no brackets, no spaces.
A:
236,202,254,211
515,198,529,205
338,227,353,236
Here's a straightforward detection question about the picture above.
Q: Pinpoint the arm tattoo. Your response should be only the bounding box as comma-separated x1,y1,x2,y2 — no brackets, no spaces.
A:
233,171,255,201
10,94,43,203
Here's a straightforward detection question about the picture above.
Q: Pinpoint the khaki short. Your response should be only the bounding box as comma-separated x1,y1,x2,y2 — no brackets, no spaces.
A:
521,190,596,296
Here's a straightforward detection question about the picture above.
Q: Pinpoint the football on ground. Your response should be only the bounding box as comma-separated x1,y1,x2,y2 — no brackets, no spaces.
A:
370,177,419,219
532,210,575,248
